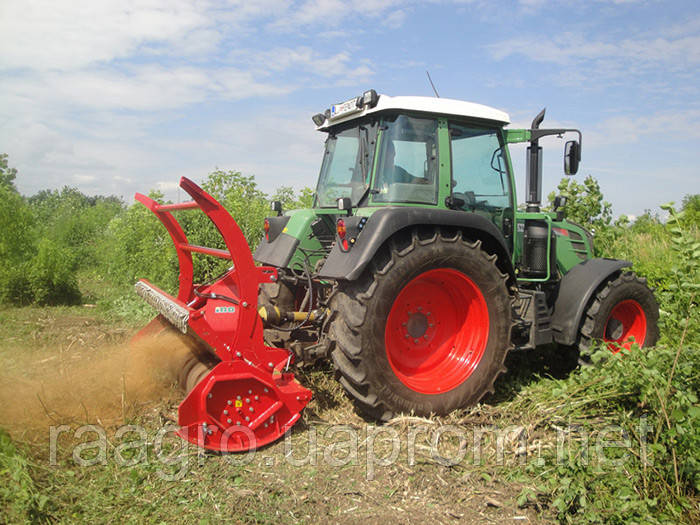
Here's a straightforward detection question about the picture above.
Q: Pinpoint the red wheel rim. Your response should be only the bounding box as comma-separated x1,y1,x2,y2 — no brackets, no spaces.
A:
604,299,647,352
384,268,489,394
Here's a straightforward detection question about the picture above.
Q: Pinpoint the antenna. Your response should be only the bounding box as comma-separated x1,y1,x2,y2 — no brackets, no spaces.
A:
426,71,440,98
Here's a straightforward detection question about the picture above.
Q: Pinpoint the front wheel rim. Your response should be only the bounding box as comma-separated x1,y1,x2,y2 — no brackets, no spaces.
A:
604,299,647,352
384,268,489,394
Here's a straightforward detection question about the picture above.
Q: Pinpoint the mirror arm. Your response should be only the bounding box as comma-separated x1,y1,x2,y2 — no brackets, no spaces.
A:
529,128,582,156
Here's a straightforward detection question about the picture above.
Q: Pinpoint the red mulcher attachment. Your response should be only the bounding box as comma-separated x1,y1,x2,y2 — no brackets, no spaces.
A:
133,177,311,452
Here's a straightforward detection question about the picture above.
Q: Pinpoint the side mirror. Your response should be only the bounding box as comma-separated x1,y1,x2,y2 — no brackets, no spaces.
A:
270,200,283,216
337,197,352,216
553,195,567,221
564,140,580,175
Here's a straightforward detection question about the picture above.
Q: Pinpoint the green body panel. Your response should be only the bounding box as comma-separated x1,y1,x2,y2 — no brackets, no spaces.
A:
551,220,593,272
504,129,531,144
280,208,335,273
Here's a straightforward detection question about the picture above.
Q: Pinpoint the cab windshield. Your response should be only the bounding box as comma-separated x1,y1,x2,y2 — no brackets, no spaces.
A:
314,120,377,208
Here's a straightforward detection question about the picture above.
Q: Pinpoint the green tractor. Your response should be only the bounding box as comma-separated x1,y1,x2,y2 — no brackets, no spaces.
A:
255,89,659,420
134,90,659,451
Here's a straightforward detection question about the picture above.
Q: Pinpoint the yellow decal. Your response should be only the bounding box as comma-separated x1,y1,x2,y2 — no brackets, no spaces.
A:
282,227,288,233
235,400,243,408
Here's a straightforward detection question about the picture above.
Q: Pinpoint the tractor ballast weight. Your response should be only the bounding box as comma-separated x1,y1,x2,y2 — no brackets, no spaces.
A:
133,177,311,452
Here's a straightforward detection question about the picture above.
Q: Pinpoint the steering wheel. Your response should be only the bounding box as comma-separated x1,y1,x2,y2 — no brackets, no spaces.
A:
453,191,476,209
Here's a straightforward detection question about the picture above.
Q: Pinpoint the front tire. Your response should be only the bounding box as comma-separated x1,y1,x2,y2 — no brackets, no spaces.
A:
329,229,512,420
579,271,659,354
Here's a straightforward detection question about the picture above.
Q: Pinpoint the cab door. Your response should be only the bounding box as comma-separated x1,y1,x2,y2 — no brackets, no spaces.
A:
447,122,515,253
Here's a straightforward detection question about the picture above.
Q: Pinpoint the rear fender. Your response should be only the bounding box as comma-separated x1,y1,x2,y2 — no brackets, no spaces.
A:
317,207,516,285
551,258,631,346
254,209,329,271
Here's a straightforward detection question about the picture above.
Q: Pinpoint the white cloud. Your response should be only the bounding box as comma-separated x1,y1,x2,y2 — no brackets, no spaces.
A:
0,0,210,71
231,46,374,84
586,109,700,147
486,15,700,88
0,0,389,201
2,66,292,114
266,0,406,31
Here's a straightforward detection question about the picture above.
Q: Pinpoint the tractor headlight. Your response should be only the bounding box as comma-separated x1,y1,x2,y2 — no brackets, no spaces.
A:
360,89,378,108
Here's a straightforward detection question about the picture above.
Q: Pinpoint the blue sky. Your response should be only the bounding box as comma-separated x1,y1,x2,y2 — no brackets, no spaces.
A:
1,0,699,217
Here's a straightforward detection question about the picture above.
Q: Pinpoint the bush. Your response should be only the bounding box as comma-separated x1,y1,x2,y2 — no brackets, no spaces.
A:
26,238,81,305
100,190,180,294
28,187,124,271
0,184,36,305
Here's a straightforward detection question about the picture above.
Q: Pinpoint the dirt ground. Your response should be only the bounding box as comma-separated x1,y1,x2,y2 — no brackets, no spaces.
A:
0,306,554,524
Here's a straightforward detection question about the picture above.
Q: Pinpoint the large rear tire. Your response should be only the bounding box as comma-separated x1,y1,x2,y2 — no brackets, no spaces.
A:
329,228,512,420
579,271,659,354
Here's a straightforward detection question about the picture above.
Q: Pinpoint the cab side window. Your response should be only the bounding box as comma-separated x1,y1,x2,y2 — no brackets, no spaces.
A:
372,115,439,204
449,124,511,215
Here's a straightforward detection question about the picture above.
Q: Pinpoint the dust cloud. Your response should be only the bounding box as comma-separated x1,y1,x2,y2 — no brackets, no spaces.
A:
0,329,206,443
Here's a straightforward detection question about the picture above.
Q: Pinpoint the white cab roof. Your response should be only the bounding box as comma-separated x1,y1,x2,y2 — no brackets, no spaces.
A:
317,94,510,130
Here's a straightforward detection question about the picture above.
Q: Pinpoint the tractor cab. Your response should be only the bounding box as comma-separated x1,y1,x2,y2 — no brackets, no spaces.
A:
312,91,513,219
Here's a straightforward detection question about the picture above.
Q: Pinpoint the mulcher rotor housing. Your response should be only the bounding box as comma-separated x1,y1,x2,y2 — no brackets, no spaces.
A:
133,90,659,452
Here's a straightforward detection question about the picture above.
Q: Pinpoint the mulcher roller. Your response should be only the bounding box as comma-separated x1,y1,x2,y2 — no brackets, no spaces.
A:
131,177,311,452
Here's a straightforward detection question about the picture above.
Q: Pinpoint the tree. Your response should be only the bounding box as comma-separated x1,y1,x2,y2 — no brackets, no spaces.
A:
681,194,700,227
0,153,18,191
270,186,315,210
547,175,612,228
